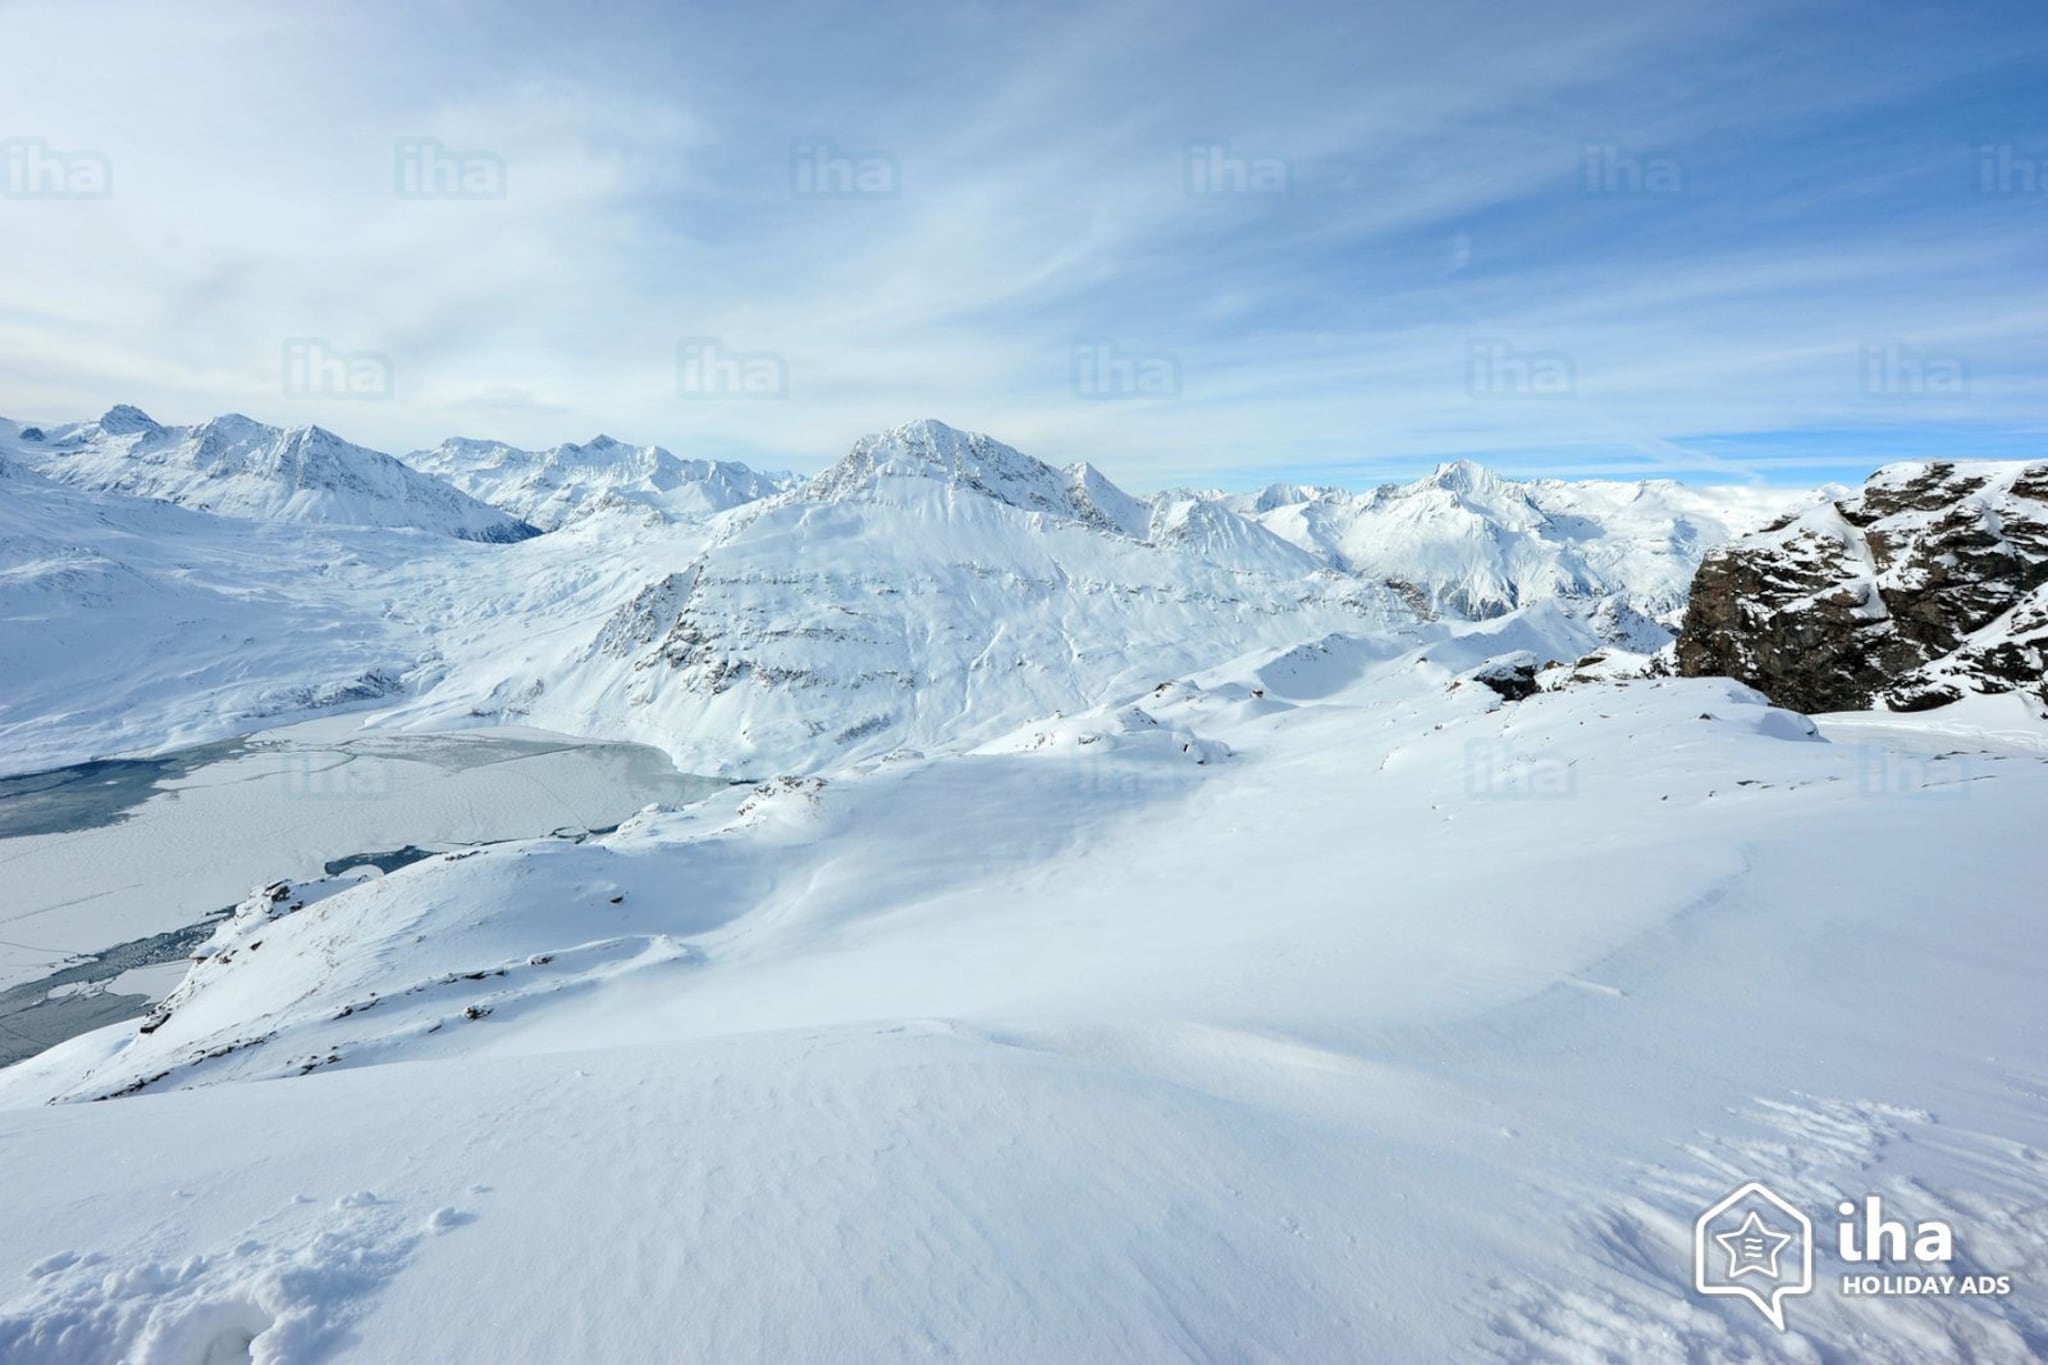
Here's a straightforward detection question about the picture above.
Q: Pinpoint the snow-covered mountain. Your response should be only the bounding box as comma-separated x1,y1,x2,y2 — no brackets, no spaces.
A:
7,408,538,543
1,410,1839,779
389,420,1414,774
0,442,467,774
1209,460,1825,630
405,433,793,530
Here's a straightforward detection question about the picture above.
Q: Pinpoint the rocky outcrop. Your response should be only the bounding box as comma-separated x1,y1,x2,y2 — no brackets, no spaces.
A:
1676,461,2048,712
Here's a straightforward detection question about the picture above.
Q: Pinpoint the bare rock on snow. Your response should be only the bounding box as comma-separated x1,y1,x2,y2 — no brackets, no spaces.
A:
1676,460,2048,712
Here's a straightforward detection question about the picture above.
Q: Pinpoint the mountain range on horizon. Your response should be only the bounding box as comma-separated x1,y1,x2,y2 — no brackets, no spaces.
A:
2,406,1835,777
4,402,1826,566
4,402,2033,775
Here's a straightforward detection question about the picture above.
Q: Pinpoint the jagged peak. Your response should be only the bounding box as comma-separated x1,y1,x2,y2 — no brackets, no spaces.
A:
280,424,391,462
808,420,1147,536
434,435,522,454
881,416,970,444
96,404,160,436
1421,459,1514,496
188,411,279,444
844,418,992,467
1249,482,1323,513
825,419,1044,488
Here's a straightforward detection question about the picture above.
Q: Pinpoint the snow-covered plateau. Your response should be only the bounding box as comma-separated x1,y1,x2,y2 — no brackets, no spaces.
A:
1,412,2044,1363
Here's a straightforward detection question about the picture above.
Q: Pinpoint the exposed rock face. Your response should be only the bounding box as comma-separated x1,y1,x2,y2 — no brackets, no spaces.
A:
1466,653,1544,701
1676,461,2048,712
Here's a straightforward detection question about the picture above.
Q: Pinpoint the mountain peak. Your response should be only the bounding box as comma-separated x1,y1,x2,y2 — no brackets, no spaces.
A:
194,411,272,440
827,420,1034,487
1251,482,1321,513
405,430,786,529
888,416,967,443
97,404,160,436
39,408,536,542
844,418,982,469
1423,459,1511,496
282,423,359,453
805,420,1150,538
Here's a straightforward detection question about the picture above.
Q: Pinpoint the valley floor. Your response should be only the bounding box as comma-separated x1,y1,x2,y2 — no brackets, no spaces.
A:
1,622,2045,1363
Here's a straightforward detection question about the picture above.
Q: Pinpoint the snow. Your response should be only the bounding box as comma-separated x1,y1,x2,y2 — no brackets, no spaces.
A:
379,421,1418,776
0,448,725,777
2,412,1807,779
0,716,719,995
404,433,793,531
4,410,2044,1362
4,627,2044,1361
10,408,536,542
1217,462,1829,626
0,454,424,776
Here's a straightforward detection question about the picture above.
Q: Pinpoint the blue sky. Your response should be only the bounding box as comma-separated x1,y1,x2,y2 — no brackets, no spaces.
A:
2,0,2044,488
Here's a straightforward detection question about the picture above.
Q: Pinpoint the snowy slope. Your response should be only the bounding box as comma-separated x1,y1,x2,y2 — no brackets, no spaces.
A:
4,615,2044,1362
9,408,537,542
405,433,792,530
0,455,427,774
1219,461,1826,629
0,442,719,777
385,420,1418,774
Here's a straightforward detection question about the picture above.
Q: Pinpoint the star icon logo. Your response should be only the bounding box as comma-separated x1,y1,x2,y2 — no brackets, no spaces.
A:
1715,1209,1794,1279
1693,1181,1814,1331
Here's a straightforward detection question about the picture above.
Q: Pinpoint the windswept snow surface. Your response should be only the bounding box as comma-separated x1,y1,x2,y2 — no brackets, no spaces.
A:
4,608,2046,1362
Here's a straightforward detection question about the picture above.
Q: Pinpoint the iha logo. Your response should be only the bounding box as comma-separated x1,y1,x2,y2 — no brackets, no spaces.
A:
1070,339,1180,400
1836,1194,1949,1264
1183,141,1289,196
2,138,111,198
1694,1184,2011,1331
282,339,393,400
1833,1196,2007,1298
789,138,898,198
393,137,506,199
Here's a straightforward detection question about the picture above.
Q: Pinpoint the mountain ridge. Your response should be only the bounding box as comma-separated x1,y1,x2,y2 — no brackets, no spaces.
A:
11,407,539,543
407,432,795,531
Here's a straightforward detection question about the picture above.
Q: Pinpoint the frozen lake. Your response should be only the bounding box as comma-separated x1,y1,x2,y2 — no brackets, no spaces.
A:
0,718,725,1065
